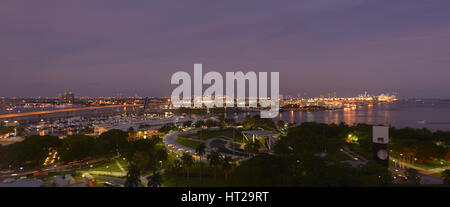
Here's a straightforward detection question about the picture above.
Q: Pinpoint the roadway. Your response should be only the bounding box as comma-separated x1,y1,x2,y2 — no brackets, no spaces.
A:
163,129,248,160
390,166,444,185
0,104,141,120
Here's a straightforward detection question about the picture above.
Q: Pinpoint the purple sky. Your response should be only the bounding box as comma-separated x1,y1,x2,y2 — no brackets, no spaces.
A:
1,0,450,98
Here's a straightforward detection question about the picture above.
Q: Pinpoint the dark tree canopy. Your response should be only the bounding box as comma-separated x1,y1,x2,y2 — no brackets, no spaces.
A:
0,135,61,168
58,135,97,163
97,129,129,157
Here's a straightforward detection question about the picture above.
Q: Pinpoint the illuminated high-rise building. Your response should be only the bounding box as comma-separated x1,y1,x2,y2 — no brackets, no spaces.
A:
61,92,75,104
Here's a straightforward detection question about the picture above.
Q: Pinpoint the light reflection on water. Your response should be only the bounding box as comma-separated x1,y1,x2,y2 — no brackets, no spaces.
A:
274,100,450,131
191,100,450,131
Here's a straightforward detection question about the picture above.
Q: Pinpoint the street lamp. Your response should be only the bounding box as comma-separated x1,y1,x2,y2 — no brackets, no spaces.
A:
399,154,404,168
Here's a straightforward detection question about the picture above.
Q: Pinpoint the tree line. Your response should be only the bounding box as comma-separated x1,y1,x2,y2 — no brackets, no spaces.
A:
0,129,167,173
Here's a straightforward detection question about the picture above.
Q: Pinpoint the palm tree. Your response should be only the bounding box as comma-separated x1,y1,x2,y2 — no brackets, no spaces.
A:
195,120,205,128
207,150,221,182
195,143,206,183
442,169,450,186
221,155,233,181
147,171,162,187
125,163,141,187
181,152,194,184
244,141,260,157
277,120,285,129
172,159,182,186
183,120,193,128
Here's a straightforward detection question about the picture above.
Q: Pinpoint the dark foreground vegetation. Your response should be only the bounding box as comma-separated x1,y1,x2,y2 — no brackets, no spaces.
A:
165,116,450,187
0,130,167,174
1,115,449,187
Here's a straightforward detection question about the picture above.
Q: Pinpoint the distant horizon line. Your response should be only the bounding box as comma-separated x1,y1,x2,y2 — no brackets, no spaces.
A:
1,95,449,100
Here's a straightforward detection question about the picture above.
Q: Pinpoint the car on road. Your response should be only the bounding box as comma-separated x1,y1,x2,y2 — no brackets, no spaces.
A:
103,182,123,187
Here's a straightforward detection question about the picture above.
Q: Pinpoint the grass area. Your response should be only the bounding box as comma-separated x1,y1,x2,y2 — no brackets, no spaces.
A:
175,137,203,149
115,158,129,171
345,143,449,171
345,143,373,160
85,158,128,172
326,151,354,163
401,158,450,170
88,162,121,172
347,144,449,171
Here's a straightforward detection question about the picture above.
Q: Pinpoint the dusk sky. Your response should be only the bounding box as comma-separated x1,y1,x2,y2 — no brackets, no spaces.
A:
1,0,450,98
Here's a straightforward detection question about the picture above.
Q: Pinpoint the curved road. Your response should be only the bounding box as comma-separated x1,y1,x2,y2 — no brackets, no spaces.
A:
163,130,246,160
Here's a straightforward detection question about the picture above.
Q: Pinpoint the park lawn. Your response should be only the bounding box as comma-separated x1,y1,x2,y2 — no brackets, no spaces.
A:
175,137,203,149
115,157,129,171
165,153,179,164
389,154,449,170
88,162,121,172
142,153,178,175
409,158,450,170
87,158,128,172
345,143,373,160
326,150,354,163
345,143,449,170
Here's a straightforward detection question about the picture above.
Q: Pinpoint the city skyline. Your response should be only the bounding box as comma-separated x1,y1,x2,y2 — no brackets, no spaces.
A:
1,1,450,98
1,0,450,192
